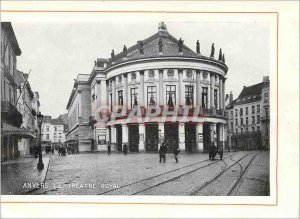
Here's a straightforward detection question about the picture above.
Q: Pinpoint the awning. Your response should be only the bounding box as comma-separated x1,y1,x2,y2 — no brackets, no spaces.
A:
1,123,37,138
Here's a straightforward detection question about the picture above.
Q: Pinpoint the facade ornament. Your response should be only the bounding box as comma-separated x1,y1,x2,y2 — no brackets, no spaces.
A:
148,70,155,77
123,45,127,57
158,38,163,53
118,75,122,83
218,48,222,61
186,69,193,78
210,43,215,58
196,40,200,54
131,72,136,80
178,38,184,53
167,69,174,77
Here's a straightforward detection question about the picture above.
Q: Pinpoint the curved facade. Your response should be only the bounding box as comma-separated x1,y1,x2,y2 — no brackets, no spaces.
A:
69,23,228,153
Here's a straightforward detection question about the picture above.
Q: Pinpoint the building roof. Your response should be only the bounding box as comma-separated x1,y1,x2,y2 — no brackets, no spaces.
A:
1,22,21,56
226,81,268,109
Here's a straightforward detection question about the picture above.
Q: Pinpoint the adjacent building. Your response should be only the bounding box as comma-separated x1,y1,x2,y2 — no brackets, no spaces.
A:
226,76,270,150
66,22,228,153
66,74,93,153
41,116,67,150
1,22,41,161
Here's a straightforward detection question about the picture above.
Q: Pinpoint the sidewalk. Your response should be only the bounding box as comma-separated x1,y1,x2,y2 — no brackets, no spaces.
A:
1,155,50,195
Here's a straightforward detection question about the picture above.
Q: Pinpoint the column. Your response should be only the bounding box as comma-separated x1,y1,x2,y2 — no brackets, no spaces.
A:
101,79,107,106
122,124,128,145
111,125,117,150
207,74,211,109
196,123,204,152
210,74,215,109
139,123,145,152
139,71,145,107
196,70,201,107
222,79,225,111
96,80,101,108
159,69,164,106
178,122,185,151
178,69,184,106
210,123,217,146
123,74,128,109
112,78,116,111
158,122,165,150
219,78,223,109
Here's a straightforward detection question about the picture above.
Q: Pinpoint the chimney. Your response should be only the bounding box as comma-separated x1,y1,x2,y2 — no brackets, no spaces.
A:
229,91,233,103
263,76,269,82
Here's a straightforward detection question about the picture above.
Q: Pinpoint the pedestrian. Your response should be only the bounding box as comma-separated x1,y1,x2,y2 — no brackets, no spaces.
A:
159,143,166,163
173,147,180,163
123,143,128,155
107,143,111,155
51,148,54,155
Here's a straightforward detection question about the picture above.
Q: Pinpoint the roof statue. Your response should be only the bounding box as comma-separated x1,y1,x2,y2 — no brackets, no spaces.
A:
210,43,215,58
158,38,163,53
123,45,127,57
222,54,225,63
158,22,168,32
196,40,200,54
218,49,223,61
138,41,144,54
178,38,184,53
111,50,115,61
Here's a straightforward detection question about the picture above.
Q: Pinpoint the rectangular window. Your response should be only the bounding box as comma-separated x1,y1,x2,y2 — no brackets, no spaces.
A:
257,104,260,113
246,127,248,132
230,111,233,118
54,126,57,132
235,129,238,134
54,133,57,138
252,105,255,114
257,115,260,124
231,122,233,130
202,87,208,108
240,118,243,125
46,134,49,140
214,89,218,108
246,107,248,115
118,90,123,106
235,109,238,117
46,126,49,132
147,86,157,106
241,128,243,133
235,119,238,126
246,117,248,125
166,85,176,106
252,127,255,132
185,85,194,105
264,92,269,103
252,116,255,124
257,126,260,131
240,108,243,116
130,88,138,108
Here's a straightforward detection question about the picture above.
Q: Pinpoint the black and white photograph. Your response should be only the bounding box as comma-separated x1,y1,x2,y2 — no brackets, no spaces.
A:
0,1,299,218
1,20,271,196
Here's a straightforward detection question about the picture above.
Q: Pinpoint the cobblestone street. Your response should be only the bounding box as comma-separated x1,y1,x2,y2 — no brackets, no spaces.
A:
30,150,269,196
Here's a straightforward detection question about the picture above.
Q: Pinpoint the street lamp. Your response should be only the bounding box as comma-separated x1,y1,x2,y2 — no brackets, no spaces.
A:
37,112,44,170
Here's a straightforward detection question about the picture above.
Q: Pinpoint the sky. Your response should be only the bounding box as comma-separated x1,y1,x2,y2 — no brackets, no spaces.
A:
12,21,270,118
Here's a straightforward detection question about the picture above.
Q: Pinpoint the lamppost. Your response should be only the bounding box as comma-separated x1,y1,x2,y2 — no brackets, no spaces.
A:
37,112,44,170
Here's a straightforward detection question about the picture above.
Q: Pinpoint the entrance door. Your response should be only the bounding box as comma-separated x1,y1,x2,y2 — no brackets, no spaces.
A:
185,123,196,153
128,124,139,152
145,123,158,152
164,123,179,152
203,123,211,151
116,125,122,151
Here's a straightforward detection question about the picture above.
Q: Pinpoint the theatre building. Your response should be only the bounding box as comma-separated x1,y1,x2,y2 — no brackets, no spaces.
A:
68,22,228,153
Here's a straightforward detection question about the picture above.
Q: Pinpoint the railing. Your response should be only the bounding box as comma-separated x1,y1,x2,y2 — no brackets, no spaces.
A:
1,101,23,127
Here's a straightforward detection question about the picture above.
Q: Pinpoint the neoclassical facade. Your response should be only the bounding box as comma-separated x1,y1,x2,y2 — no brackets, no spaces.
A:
68,22,228,153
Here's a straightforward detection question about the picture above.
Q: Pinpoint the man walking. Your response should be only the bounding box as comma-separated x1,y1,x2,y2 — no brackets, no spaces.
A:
123,143,128,155
173,147,180,163
159,143,166,163
107,143,111,155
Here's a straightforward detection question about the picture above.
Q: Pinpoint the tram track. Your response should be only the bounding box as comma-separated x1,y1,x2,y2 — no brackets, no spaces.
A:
98,152,239,195
189,153,258,196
